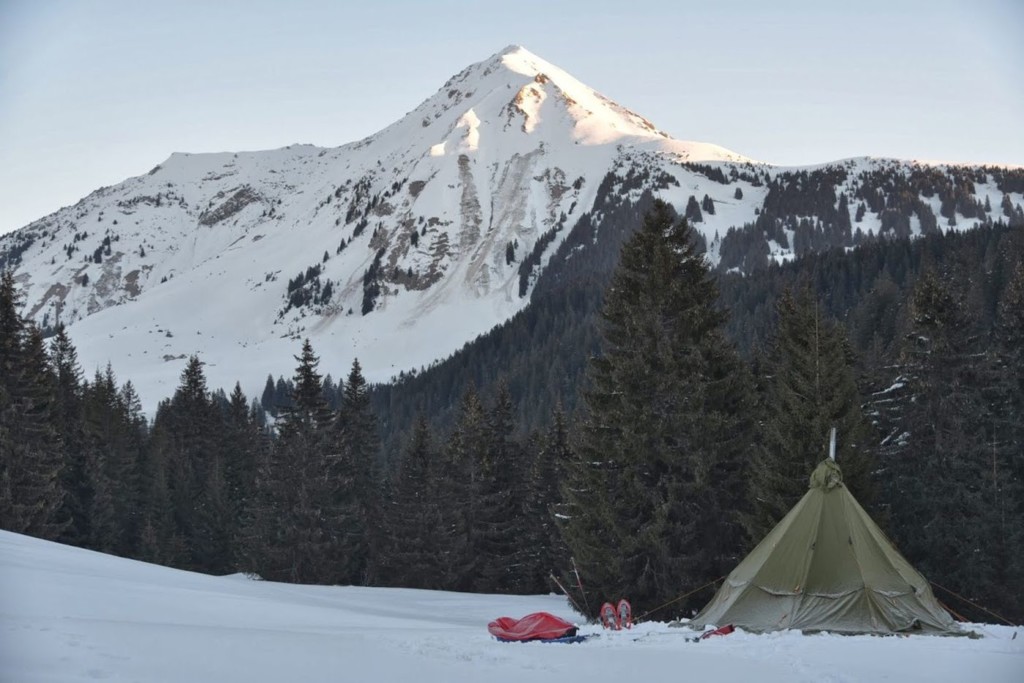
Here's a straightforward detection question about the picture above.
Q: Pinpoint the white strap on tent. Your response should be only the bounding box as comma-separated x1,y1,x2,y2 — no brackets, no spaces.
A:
829,427,837,461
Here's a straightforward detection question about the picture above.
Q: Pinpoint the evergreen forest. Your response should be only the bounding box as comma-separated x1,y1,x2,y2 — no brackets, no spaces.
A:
2,197,1022,626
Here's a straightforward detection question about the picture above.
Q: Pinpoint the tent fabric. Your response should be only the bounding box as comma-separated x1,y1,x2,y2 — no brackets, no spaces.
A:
691,459,959,635
487,612,578,641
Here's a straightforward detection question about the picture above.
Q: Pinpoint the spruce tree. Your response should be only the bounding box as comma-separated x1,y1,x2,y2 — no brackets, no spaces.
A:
221,383,261,565
527,402,571,591
378,416,446,588
51,326,88,546
117,381,148,554
885,268,1004,619
247,339,342,584
560,200,755,620
0,272,66,539
473,381,528,593
150,356,221,570
335,357,381,584
137,424,183,566
985,263,1024,617
80,368,126,553
438,385,488,591
193,453,233,573
745,287,876,542
685,194,704,223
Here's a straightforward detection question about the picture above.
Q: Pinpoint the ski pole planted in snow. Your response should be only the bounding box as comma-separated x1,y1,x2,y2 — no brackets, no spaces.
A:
550,573,586,618
571,557,592,618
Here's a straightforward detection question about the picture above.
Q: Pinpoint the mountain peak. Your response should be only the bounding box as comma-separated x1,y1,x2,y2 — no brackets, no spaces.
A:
491,44,552,76
1,43,763,411
496,43,529,56
391,44,676,150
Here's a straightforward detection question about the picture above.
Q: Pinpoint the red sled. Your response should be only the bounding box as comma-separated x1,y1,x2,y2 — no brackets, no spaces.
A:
488,612,580,642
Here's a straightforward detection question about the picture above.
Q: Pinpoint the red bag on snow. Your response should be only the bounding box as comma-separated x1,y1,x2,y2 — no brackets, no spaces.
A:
488,612,578,641
700,624,735,639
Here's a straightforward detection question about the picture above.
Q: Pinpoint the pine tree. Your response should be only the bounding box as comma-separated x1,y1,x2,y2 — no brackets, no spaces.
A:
221,383,261,559
473,380,528,593
527,402,571,591
50,326,88,545
701,194,716,215
260,375,276,415
0,271,66,539
246,340,343,584
378,416,446,588
117,380,148,554
150,355,221,570
745,287,876,542
438,385,488,591
986,263,1024,618
193,452,233,573
885,268,1004,619
335,357,382,585
281,341,335,437
80,367,127,553
837,192,852,238
685,195,704,223
560,200,755,620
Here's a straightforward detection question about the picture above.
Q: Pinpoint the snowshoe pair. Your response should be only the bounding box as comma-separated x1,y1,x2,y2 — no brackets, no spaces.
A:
599,599,632,630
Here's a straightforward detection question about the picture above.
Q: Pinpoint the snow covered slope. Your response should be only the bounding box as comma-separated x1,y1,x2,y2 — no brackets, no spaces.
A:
1,530,1020,683
1,45,1021,410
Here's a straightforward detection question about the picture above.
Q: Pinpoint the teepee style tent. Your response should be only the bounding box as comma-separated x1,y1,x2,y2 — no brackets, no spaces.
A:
691,459,959,635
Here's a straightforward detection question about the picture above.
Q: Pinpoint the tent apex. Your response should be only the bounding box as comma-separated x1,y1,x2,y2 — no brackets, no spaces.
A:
810,458,844,490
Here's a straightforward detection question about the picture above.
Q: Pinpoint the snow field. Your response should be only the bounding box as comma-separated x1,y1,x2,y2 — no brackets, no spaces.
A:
1,530,1021,683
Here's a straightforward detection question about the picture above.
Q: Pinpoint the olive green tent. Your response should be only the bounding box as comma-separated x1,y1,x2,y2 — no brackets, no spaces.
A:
690,458,959,634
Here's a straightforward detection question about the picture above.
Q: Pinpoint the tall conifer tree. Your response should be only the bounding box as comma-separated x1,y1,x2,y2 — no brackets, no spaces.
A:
885,268,1005,618
526,402,571,591
561,200,755,619
51,326,88,546
379,416,446,588
247,339,342,584
474,381,528,593
0,272,66,539
745,287,875,542
439,385,488,591
336,358,381,584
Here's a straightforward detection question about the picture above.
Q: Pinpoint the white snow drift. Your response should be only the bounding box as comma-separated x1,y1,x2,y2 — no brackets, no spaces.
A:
0,530,1021,683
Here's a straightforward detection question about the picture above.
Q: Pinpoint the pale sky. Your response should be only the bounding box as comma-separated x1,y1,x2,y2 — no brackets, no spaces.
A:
1,0,1022,236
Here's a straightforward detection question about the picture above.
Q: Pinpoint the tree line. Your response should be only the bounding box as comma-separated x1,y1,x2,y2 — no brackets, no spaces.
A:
0,269,565,594
2,199,1022,624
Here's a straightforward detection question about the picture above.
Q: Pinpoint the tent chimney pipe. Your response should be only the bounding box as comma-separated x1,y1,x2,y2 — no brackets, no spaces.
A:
829,427,837,461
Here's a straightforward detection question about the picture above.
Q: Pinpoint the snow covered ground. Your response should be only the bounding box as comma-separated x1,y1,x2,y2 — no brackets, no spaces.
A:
1,530,1020,682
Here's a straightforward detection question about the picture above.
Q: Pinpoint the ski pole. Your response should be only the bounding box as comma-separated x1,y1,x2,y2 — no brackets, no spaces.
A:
550,572,586,617
571,557,592,617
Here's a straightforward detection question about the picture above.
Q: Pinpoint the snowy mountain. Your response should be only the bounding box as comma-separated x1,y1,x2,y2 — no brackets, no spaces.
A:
2,45,1022,411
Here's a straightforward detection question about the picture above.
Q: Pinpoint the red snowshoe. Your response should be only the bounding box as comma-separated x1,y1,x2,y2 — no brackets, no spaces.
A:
617,598,632,629
600,602,618,629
